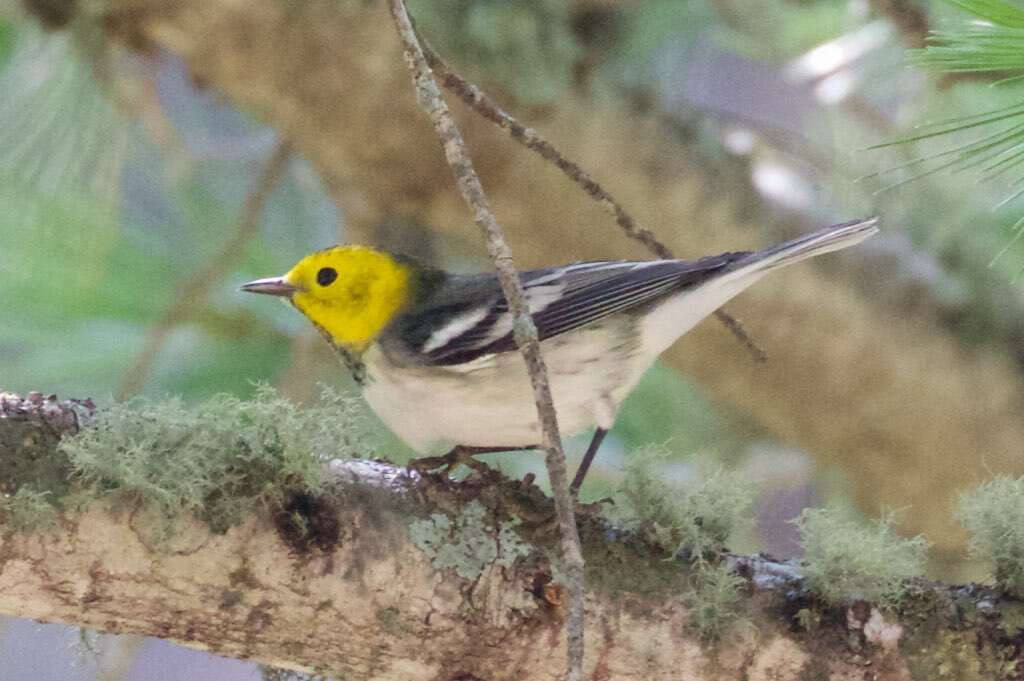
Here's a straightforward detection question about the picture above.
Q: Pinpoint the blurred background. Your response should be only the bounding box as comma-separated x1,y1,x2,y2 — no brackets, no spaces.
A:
2,0,1024,677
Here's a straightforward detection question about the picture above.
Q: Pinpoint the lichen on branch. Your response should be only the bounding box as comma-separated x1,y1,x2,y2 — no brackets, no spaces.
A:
2,386,365,539
958,476,1024,597
0,393,1023,679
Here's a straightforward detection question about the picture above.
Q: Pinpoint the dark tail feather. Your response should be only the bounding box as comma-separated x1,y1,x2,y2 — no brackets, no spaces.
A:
735,217,880,273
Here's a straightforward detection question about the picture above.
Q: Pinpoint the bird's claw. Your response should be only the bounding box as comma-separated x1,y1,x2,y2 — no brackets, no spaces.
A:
407,446,494,478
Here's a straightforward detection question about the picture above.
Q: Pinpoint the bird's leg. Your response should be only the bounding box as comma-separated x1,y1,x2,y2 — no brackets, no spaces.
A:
408,444,536,477
570,428,608,496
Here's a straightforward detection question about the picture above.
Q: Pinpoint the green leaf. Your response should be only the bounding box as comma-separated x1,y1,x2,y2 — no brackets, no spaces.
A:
872,0,1024,269
942,0,1024,28
0,20,16,68
0,24,128,210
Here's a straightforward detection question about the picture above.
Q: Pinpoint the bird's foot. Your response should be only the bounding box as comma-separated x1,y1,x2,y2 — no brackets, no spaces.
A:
407,445,497,479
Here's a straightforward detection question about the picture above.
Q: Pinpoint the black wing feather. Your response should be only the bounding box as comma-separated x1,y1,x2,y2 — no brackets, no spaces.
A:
389,254,746,366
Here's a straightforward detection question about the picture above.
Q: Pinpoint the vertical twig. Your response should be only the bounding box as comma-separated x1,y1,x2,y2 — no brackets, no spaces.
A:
419,41,766,362
388,2,586,679
118,140,293,399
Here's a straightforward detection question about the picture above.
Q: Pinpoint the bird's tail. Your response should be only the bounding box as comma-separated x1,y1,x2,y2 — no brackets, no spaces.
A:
638,217,879,358
734,216,880,274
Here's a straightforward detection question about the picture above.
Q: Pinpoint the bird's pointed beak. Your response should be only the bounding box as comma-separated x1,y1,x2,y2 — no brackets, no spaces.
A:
240,276,299,297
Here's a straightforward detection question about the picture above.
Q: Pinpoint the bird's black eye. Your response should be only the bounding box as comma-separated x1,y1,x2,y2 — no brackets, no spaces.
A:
316,267,338,287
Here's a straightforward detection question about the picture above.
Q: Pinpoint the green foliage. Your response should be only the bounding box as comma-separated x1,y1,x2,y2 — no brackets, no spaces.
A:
711,0,850,59
873,0,1024,261
946,0,1024,25
0,21,339,400
612,0,715,62
613,364,748,454
917,1,1024,74
957,476,1024,597
407,0,577,103
616,446,753,560
795,508,928,607
0,487,58,531
0,24,128,208
0,20,15,68
61,386,364,534
408,500,531,579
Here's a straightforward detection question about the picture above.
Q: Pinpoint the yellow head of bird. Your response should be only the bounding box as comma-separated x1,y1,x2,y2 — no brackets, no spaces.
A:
242,246,412,351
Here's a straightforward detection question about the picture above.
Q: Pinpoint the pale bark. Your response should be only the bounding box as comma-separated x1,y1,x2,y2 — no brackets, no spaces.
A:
0,394,1020,680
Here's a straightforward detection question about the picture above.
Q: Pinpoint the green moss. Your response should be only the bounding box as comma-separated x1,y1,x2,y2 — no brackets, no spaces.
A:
795,607,820,633
0,487,58,531
795,508,928,607
957,476,1024,597
408,500,531,579
581,528,685,597
375,606,413,636
0,406,78,512
60,386,364,535
615,447,753,560
997,601,1024,636
903,628,995,681
611,448,752,640
684,561,746,641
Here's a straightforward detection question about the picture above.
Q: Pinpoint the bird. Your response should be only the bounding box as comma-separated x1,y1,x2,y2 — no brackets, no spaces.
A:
242,217,878,493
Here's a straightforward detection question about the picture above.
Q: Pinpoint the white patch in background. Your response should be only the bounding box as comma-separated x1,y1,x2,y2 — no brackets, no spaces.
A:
593,394,618,430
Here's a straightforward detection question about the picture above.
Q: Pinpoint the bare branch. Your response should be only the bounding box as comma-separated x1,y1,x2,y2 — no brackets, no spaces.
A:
387,3,585,678
418,40,766,361
118,140,293,398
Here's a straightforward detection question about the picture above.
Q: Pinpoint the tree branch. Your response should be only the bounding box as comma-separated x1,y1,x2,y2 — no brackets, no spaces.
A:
386,3,584,678
0,394,1020,680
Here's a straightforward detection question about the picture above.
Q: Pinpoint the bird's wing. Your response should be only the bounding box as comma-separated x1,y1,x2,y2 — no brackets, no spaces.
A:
390,254,746,366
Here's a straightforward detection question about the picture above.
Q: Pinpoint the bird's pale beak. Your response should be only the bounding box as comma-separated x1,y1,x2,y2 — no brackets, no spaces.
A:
240,276,299,297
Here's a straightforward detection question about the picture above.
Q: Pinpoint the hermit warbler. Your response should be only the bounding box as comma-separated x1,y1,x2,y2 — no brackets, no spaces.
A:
242,217,878,490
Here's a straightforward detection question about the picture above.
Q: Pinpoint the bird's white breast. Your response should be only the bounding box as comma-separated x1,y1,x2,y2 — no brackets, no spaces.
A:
361,317,646,452
361,264,775,452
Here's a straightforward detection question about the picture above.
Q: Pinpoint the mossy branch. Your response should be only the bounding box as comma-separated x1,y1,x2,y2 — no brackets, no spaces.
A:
0,392,1023,679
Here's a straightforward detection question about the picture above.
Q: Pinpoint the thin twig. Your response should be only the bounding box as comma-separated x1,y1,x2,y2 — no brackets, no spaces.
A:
118,140,293,399
420,41,767,362
388,2,586,679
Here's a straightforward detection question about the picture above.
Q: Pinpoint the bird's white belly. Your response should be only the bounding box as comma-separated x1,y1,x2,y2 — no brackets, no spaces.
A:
362,320,645,452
